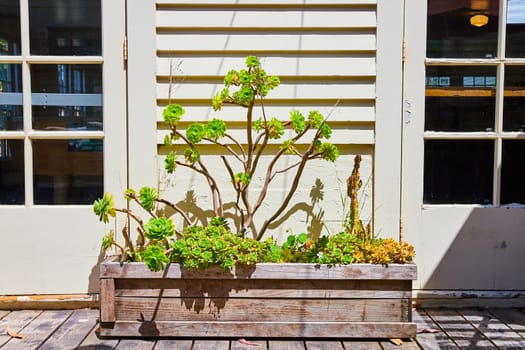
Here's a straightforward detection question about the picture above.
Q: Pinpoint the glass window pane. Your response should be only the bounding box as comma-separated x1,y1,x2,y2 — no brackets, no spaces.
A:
501,140,525,204
31,64,102,131
424,140,494,204
0,63,23,130
33,139,103,204
0,0,21,56
427,0,499,58
503,66,525,131
29,0,101,56
426,66,496,131
0,139,24,204
506,0,525,57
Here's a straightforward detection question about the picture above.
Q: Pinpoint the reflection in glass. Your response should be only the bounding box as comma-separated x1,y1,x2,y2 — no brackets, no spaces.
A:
29,0,101,56
427,0,500,58
426,66,496,131
424,140,494,204
31,64,102,130
504,67,525,131
0,139,24,204
0,0,21,55
501,140,525,204
506,0,525,57
0,64,23,130
33,139,103,204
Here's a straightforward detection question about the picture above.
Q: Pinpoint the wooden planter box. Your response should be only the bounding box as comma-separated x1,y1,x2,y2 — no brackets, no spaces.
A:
99,260,417,338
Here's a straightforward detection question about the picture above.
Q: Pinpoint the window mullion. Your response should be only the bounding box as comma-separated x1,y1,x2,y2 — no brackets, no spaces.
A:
19,0,33,206
494,62,505,206
493,0,507,206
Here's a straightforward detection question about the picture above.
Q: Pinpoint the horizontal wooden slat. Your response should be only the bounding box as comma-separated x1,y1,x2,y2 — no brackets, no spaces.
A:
156,56,376,77
157,50,376,57
155,105,376,123
157,82,375,100
113,297,410,322
157,128,375,145
115,279,412,299
156,1,378,7
157,34,376,51
98,320,416,339
100,262,417,280
157,10,376,28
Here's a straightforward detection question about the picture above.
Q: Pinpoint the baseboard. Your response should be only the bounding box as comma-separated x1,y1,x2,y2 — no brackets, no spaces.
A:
0,294,99,310
413,290,525,308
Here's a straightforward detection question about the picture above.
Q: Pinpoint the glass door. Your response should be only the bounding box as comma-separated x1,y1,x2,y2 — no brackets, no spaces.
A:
0,0,126,294
402,0,525,290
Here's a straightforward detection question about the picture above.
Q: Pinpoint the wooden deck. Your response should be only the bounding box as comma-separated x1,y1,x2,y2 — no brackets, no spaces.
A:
1,307,525,349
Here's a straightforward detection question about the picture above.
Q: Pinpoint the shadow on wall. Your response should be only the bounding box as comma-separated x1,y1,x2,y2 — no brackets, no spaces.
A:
423,207,525,290
87,248,107,294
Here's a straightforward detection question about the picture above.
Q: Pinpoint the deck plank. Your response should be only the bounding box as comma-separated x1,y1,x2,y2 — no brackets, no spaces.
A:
268,340,306,350
76,326,118,350
342,341,382,350
426,308,496,349
489,308,525,338
192,340,230,350
1,310,72,350
231,339,268,349
114,339,155,350
380,339,421,349
153,339,193,350
413,308,459,350
38,309,98,350
459,308,525,349
304,341,344,350
0,310,41,348
0,311,9,320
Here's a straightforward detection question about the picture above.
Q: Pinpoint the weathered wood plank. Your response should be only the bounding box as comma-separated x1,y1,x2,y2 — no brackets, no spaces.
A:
0,310,41,348
113,297,410,322
77,326,118,349
0,310,9,319
192,340,230,350
342,341,382,350
489,308,525,337
231,339,268,349
114,339,155,350
114,279,412,299
100,278,116,323
268,341,305,350
459,308,525,349
425,309,496,350
380,339,421,350
305,341,344,350
153,339,193,350
101,262,417,280
97,321,417,338
1,310,72,350
38,309,98,350
412,308,459,350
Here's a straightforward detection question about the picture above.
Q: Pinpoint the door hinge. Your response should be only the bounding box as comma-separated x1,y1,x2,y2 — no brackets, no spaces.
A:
123,36,128,67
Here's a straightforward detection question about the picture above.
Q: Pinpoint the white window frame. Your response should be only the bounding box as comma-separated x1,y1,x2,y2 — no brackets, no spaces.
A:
423,0,525,207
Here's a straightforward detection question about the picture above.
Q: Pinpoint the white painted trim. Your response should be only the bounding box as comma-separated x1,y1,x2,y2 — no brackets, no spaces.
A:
400,0,427,289
102,0,128,199
127,0,158,190
374,0,404,238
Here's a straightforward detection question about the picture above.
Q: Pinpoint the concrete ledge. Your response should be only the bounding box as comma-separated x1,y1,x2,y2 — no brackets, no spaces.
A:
414,290,525,308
